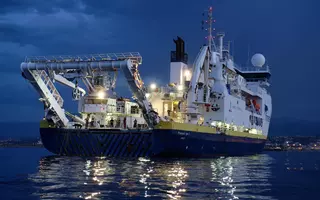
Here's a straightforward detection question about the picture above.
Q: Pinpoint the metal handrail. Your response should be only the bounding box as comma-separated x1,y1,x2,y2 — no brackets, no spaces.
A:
25,52,142,64
234,64,271,73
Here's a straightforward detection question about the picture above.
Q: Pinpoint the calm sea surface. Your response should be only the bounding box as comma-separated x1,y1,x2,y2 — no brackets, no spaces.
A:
0,148,319,200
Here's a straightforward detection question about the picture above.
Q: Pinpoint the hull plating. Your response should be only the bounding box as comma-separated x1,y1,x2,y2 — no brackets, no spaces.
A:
152,129,266,157
40,128,153,157
40,128,266,157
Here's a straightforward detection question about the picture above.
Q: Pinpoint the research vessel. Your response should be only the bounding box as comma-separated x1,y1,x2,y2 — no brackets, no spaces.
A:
21,7,272,157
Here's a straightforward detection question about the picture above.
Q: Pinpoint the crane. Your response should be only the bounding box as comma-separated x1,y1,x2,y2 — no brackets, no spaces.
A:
21,53,161,128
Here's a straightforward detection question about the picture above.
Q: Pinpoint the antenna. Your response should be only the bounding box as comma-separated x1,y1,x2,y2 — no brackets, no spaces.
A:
246,44,250,66
201,6,216,52
232,40,235,61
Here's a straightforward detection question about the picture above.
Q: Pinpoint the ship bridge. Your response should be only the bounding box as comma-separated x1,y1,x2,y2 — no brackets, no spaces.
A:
234,65,271,83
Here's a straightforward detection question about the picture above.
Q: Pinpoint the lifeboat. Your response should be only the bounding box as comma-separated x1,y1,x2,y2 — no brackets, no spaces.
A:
252,99,260,112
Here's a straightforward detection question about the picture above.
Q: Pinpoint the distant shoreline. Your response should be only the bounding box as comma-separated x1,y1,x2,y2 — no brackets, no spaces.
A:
264,149,320,152
0,144,43,148
1,145,319,153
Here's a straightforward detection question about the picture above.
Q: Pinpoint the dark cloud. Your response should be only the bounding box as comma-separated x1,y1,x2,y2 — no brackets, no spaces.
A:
0,0,82,14
0,0,141,19
0,23,26,43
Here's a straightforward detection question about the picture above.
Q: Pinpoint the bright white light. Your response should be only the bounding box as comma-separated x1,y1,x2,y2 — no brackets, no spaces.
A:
150,83,156,90
249,128,258,134
184,70,190,77
217,122,222,127
97,91,105,99
177,85,183,91
145,93,150,98
225,123,230,129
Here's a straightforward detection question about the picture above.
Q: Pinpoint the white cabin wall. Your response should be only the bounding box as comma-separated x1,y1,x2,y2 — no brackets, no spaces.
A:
245,82,272,136
262,90,272,136
170,62,188,85
263,92,272,117
246,82,263,96
227,96,246,126
203,97,225,124
149,93,164,116
107,98,117,113
228,96,267,132
203,93,268,134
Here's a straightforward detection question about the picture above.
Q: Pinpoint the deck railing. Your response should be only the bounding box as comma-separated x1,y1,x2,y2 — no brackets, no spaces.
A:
25,52,143,64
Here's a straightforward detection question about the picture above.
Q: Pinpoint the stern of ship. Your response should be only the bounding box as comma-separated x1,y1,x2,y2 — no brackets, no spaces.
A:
40,120,153,157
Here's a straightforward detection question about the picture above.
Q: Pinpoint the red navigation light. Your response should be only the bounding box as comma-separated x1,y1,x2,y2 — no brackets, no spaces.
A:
209,7,213,11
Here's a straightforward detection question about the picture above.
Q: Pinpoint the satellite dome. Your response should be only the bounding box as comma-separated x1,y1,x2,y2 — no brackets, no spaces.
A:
251,53,265,67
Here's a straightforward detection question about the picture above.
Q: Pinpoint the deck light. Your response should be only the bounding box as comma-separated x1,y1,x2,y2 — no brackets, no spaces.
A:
150,83,156,90
97,90,106,99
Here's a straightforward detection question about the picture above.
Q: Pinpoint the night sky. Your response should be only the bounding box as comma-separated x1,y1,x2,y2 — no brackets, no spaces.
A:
0,0,319,122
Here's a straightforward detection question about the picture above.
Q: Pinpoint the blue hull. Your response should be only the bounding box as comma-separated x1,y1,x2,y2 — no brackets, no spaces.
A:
40,128,266,157
152,129,265,157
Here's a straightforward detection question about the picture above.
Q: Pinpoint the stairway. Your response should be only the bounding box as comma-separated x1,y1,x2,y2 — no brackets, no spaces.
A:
29,70,69,126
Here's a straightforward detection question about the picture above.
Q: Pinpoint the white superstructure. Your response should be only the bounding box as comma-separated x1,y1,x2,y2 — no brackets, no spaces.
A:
146,36,271,137
146,7,272,137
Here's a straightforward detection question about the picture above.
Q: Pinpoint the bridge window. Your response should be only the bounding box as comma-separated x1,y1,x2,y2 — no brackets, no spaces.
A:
130,106,139,114
85,99,107,104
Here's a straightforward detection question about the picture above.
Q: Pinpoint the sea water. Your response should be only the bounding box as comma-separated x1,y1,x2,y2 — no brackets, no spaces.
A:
0,148,319,200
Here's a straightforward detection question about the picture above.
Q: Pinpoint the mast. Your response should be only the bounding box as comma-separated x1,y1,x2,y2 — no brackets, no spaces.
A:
203,6,215,102
202,6,215,52
207,7,213,52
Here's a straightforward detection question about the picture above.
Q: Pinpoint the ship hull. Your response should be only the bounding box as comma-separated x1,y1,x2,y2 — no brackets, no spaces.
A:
40,127,266,157
152,129,265,157
40,128,153,157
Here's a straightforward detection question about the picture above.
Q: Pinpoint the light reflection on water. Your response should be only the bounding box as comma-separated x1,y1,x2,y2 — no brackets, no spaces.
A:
28,154,276,199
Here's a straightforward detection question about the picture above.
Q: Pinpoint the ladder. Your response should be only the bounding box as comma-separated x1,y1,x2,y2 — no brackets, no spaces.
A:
29,70,69,126
39,70,64,107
